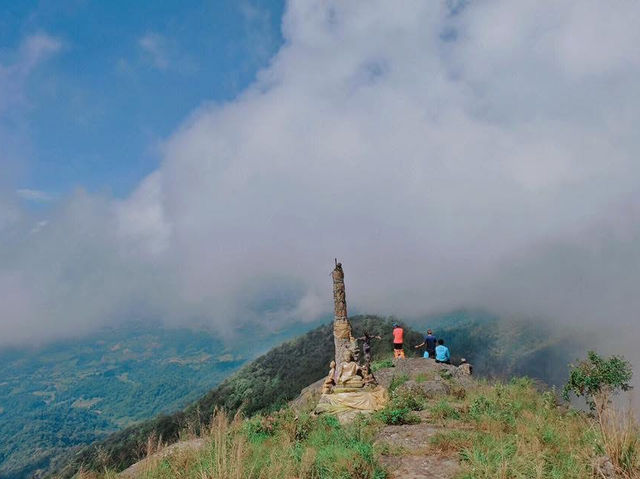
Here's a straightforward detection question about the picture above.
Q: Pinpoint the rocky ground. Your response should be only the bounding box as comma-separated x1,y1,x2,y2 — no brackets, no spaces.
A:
374,359,472,479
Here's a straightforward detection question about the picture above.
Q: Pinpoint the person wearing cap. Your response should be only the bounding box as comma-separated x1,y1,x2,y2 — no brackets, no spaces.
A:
392,323,405,359
414,329,437,359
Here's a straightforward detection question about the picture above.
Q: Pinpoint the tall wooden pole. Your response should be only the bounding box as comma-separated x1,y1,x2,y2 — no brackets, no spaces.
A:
332,259,353,370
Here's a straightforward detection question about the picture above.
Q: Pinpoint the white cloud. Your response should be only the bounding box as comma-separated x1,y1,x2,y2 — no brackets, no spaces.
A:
16,188,54,202
0,33,61,112
239,1,280,69
1,0,640,377
138,33,170,70
0,32,61,210
20,33,63,71
30,220,48,234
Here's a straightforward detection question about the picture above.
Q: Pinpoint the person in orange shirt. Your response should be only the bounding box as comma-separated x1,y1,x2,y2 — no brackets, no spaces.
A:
392,323,405,359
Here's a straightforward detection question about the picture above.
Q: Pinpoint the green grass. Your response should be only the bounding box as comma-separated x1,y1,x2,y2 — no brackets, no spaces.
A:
374,407,420,426
389,386,427,412
426,378,624,479
79,372,640,479
371,359,394,372
430,399,461,421
414,373,433,383
388,374,409,394
82,409,387,479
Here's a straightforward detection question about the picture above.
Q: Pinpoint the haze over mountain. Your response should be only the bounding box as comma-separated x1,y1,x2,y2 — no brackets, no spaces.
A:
2,1,639,380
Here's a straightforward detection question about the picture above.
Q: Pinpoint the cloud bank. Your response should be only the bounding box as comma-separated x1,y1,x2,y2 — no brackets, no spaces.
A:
1,1,640,359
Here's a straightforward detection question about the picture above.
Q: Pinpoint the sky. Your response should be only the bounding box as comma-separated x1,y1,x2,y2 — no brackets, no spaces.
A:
1,0,284,197
1,0,640,370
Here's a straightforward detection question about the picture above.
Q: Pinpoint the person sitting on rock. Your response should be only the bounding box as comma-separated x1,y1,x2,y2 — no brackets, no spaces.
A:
435,338,451,364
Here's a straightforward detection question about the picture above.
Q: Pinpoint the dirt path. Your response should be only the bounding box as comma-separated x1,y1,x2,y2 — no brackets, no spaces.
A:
373,359,472,479
375,418,460,479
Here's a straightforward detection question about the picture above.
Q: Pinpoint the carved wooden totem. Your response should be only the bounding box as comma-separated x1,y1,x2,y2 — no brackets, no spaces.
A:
332,260,353,374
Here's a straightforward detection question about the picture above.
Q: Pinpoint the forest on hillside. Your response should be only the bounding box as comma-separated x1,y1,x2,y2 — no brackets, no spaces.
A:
0,322,309,479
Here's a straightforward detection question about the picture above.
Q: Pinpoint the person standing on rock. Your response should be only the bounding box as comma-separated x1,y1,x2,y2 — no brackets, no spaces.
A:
414,329,437,359
392,323,405,359
435,338,451,364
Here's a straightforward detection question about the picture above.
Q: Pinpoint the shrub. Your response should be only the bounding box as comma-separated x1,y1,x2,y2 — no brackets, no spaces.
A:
562,352,639,476
390,386,426,411
294,413,315,441
243,414,276,441
562,351,632,413
321,414,341,429
371,358,394,372
388,374,409,394
375,407,420,425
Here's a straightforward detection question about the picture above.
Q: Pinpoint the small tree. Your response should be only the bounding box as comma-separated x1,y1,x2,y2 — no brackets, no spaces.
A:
563,351,632,415
563,351,637,475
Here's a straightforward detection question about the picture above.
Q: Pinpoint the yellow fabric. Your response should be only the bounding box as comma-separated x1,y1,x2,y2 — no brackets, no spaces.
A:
315,386,389,414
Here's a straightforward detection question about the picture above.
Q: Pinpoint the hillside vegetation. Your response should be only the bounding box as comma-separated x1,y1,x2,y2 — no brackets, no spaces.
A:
48,316,418,477
75,359,639,479
0,319,316,479
50,314,584,478
0,324,249,479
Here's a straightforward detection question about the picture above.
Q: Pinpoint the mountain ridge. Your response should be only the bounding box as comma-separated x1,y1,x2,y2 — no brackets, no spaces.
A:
46,313,585,478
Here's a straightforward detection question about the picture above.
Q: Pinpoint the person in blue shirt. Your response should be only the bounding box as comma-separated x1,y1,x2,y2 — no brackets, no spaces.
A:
414,329,437,359
435,339,450,364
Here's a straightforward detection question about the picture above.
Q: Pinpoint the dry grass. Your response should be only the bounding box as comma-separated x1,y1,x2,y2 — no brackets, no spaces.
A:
597,399,640,478
77,376,640,479
89,408,385,479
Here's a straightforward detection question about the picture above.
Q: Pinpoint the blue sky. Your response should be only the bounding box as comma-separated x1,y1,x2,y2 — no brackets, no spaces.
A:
1,0,284,198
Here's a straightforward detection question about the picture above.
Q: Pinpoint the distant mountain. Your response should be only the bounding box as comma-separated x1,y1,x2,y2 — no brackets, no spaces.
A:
0,320,320,479
48,313,586,478
409,309,587,386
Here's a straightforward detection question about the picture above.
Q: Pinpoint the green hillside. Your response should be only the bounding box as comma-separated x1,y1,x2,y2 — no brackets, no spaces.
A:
49,314,585,478
0,321,316,479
